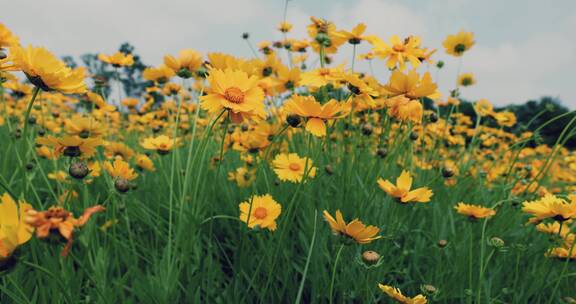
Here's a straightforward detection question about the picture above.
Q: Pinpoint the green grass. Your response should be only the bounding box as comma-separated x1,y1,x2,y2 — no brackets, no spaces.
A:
0,103,575,303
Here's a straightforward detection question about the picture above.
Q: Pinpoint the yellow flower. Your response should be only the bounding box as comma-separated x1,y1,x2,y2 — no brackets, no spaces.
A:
104,158,138,181
135,154,155,172
65,116,107,138
378,284,428,304
164,49,203,78
454,202,496,219
474,99,494,117
228,167,256,188
141,135,180,155
322,210,381,244
143,65,175,83
277,22,293,33
104,141,135,161
85,92,116,112
200,69,266,123
272,153,317,183
522,194,576,222
377,170,433,203
0,23,19,49
98,52,134,67
0,193,33,261
300,65,344,89
307,17,347,54
385,96,424,124
368,35,424,70
48,170,69,183
36,135,102,158
10,45,87,94
283,94,350,137
443,30,475,57
382,69,440,100
493,111,516,127
239,194,282,231
274,65,301,93
457,73,476,87
340,23,367,45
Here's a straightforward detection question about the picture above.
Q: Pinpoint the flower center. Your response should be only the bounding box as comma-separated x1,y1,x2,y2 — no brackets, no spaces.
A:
289,163,301,171
224,87,245,104
393,44,406,52
254,207,268,219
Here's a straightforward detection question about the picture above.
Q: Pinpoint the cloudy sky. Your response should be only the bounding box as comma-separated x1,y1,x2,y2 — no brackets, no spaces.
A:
2,0,575,108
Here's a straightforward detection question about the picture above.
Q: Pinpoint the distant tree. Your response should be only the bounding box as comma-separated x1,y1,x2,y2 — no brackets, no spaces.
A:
498,97,576,149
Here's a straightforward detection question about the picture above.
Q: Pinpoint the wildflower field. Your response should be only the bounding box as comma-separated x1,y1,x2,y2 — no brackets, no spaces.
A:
1,7,576,304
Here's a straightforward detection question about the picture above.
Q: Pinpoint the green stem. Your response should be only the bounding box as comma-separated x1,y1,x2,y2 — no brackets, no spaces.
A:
329,244,345,304
21,87,41,150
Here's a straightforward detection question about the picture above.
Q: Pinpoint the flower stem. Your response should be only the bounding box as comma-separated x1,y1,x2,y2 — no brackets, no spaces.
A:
329,244,345,304
21,86,41,149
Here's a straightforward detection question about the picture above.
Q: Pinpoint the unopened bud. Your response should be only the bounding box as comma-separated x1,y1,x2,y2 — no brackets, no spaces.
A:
69,162,89,179
361,250,380,265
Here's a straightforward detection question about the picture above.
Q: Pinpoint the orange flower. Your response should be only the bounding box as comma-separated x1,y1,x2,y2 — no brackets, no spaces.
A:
323,210,381,244
25,205,105,257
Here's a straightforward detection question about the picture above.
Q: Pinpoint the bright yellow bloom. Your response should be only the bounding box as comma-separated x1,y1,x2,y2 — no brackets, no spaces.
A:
378,284,428,304
135,154,155,172
457,73,476,87
272,153,317,183
104,158,138,181
239,194,282,231
141,135,180,155
36,135,102,158
323,210,381,244
98,52,134,67
377,170,433,203
283,94,350,137
307,17,347,54
228,167,256,187
0,23,19,49
522,194,576,222
382,69,440,100
493,111,516,127
300,65,344,89
0,194,33,261
368,35,423,70
277,22,293,33
340,23,367,44
474,99,494,117
454,202,496,219
443,31,475,57
10,45,87,94
143,65,175,83
200,69,266,123
65,116,107,138
164,49,203,77
385,95,424,124
86,92,116,112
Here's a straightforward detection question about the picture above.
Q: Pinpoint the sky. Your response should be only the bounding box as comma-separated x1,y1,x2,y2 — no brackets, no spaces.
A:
2,0,575,108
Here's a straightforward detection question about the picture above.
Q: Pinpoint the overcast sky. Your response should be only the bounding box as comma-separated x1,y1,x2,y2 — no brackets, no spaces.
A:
2,0,575,108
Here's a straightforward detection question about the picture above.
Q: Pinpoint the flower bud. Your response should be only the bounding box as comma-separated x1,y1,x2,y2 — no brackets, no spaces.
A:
361,250,380,265
489,237,505,248
377,147,388,158
361,124,373,136
69,162,89,179
437,239,448,248
324,164,334,175
114,178,130,193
